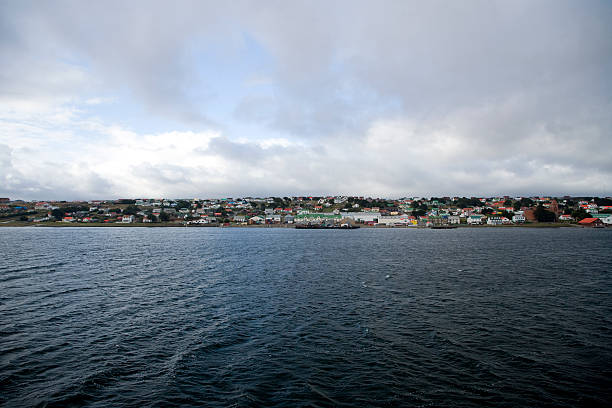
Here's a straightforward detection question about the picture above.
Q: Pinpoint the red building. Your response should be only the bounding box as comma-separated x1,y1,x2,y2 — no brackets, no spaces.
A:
578,218,604,227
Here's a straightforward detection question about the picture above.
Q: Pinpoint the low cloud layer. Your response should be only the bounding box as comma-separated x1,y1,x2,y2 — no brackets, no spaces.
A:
1,1,611,199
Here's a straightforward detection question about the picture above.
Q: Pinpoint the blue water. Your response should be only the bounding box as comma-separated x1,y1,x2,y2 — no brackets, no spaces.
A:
1,227,611,407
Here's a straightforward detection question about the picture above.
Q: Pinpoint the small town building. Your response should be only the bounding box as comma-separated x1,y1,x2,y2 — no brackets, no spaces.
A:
578,218,604,227
341,212,380,223
487,216,503,225
448,215,461,225
378,215,412,226
248,216,263,224
467,215,485,225
591,214,612,225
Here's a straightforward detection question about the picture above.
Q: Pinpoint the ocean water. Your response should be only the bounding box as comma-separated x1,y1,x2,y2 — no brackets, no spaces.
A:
1,227,611,407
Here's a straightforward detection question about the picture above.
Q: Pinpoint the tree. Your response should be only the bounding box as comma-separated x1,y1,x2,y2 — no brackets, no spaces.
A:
571,208,589,221
159,212,170,222
175,200,191,209
51,208,64,220
534,204,556,222
123,205,140,215
594,197,612,206
504,199,513,207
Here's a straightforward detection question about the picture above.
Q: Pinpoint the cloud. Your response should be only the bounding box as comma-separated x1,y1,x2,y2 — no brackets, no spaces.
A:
0,1,611,199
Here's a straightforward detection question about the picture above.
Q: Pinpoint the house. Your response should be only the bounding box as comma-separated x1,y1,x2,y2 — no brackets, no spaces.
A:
265,214,282,224
578,218,604,227
467,215,485,225
512,214,526,223
62,216,75,222
487,216,503,225
284,215,295,224
248,216,263,224
122,215,135,223
233,215,246,223
592,214,612,225
558,214,573,222
448,215,461,225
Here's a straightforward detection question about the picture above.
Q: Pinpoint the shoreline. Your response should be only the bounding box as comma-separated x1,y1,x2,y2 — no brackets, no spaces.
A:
0,222,586,228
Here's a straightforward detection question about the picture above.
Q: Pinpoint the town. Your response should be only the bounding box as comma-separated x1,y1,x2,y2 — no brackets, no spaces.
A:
1,195,611,228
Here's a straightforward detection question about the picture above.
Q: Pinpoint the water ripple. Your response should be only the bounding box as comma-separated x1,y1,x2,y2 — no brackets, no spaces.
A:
1,227,611,407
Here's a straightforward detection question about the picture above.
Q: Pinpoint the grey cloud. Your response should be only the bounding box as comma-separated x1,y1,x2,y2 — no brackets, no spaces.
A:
1,1,611,198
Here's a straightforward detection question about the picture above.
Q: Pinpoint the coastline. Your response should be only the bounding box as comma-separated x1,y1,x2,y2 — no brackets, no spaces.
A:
0,221,584,228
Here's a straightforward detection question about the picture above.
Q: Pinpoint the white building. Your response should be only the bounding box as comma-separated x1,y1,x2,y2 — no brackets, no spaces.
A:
594,214,612,225
512,214,526,223
467,215,485,225
122,215,135,223
487,216,503,225
448,215,461,225
377,215,413,226
341,212,380,223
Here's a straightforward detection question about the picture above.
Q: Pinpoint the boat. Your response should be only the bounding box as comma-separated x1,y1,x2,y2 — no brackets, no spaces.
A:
429,225,458,229
295,223,360,229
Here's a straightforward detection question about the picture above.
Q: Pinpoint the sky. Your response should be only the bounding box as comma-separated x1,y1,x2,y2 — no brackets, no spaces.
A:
1,0,611,200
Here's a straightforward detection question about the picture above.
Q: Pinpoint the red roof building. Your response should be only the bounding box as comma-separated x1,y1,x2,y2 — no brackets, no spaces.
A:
578,218,604,227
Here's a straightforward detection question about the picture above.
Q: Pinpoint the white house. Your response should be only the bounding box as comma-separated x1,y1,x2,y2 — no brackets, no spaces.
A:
448,215,461,225
122,215,135,223
467,215,485,225
487,216,503,225
249,216,263,224
593,214,612,225
512,214,526,223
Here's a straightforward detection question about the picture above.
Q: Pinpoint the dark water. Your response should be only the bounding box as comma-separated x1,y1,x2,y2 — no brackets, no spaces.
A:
1,227,611,407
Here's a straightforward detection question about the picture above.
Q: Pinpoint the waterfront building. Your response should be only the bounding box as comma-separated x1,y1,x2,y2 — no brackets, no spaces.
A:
591,214,612,225
295,213,342,224
578,218,604,227
467,215,485,225
340,212,380,223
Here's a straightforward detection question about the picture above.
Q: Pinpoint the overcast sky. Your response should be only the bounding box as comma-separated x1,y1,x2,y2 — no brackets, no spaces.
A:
1,0,611,200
